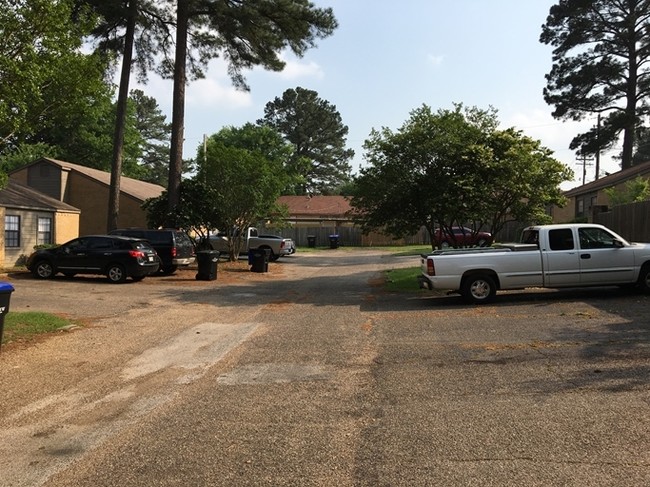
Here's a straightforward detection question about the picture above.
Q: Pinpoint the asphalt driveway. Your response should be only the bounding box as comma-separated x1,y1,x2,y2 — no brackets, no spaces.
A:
1,250,648,486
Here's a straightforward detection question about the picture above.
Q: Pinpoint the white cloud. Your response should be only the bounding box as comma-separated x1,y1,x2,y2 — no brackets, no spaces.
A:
186,77,253,109
256,51,324,80
427,54,444,67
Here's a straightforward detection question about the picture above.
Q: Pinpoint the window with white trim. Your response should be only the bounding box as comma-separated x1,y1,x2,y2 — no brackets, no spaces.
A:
37,217,52,245
5,215,20,247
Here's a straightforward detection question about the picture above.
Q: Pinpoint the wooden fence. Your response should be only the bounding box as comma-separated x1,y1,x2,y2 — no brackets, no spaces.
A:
262,201,650,247
260,226,432,247
594,200,650,242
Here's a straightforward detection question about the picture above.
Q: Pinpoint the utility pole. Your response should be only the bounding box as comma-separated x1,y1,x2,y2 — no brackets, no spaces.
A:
594,113,601,180
576,151,594,185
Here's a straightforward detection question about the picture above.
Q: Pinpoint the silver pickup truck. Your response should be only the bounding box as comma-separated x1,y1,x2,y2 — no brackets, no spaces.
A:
208,227,293,261
418,223,650,303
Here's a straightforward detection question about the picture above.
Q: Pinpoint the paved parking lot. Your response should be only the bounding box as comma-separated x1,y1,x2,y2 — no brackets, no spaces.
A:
1,251,649,486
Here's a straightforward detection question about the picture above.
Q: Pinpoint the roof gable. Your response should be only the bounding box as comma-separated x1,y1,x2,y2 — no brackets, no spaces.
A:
564,160,650,197
277,195,352,218
15,157,165,202
0,179,80,212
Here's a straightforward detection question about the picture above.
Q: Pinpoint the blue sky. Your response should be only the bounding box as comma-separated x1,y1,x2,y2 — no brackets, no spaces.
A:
137,0,616,189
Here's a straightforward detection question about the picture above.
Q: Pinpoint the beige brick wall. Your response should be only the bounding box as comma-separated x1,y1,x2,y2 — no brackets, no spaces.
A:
54,212,80,244
66,174,149,235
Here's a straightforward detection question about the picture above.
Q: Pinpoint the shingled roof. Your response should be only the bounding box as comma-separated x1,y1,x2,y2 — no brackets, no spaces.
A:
0,179,80,213
35,158,165,201
277,195,352,219
564,160,650,197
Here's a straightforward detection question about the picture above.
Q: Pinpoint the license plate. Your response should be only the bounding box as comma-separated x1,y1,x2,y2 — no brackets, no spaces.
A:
148,256,154,262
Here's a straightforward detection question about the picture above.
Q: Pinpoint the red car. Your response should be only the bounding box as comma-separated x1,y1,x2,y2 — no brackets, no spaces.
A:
433,226,493,248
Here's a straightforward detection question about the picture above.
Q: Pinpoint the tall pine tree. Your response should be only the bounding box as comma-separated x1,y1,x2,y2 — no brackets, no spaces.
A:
259,87,354,195
540,0,650,170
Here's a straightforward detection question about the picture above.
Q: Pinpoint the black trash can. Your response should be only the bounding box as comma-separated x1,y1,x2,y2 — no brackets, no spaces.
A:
307,235,316,248
329,234,340,249
250,248,270,273
195,250,220,281
0,282,15,352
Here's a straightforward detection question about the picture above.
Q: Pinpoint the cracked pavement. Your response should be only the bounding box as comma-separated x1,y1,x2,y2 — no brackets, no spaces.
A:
0,250,649,486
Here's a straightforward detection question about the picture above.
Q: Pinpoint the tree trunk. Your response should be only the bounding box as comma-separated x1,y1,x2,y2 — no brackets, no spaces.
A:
166,0,189,227
107,0,137,232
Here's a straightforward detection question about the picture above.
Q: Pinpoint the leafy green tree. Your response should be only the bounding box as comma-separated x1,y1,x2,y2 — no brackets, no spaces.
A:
350,105,573,249
196,124,292,260
0,0,107,150
480,128,573,235
259,87,354,194
130,89,172,186
40,92,146,175
0,143,60,174
540,0,650,170
604,176,650,206
351,105,492,247
165,0,338,226
143,178,221,245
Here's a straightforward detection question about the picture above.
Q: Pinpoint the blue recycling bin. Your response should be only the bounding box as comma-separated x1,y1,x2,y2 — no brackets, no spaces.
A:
329,234,339,249
0,282,15,352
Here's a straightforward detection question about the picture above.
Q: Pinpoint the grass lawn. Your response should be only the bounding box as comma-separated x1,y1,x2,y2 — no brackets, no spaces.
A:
384,266,425,293
1,311,78,346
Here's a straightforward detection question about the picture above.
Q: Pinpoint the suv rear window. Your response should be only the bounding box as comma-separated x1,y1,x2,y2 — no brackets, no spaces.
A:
142,231,172,245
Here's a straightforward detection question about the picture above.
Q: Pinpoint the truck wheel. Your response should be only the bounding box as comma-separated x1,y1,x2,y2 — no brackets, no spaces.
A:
638,264,650,294
461,274,497,304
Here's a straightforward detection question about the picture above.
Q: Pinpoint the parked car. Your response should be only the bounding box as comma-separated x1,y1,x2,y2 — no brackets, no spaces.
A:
433,227,493,248
108,228,195,274
26,235,160,283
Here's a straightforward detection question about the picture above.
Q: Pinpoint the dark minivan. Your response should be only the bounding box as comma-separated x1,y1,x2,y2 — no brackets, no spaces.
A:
109,228,195,274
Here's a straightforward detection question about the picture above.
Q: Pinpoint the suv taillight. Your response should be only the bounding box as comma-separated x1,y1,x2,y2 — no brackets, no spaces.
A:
171,247,177,258
129,250,145,259
427,259,435,276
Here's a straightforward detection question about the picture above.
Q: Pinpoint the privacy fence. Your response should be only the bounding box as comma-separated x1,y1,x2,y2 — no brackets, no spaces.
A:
260,226,432,248
594,200,650,242
262,200,650,248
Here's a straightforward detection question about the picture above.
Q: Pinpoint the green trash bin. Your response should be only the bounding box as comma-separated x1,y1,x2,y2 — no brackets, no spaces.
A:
250,248,270,273
195,250,220,281
0,282,15,352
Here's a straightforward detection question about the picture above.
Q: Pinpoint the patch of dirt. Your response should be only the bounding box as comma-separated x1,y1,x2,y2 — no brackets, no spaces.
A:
142,259,286,285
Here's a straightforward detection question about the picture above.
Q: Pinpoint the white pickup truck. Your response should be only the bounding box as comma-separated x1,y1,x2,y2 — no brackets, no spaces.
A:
418,223,650,304
208,227,292,261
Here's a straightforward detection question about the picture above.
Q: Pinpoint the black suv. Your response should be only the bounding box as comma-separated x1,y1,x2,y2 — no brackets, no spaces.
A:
26,235,160,283
109,228,195,274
